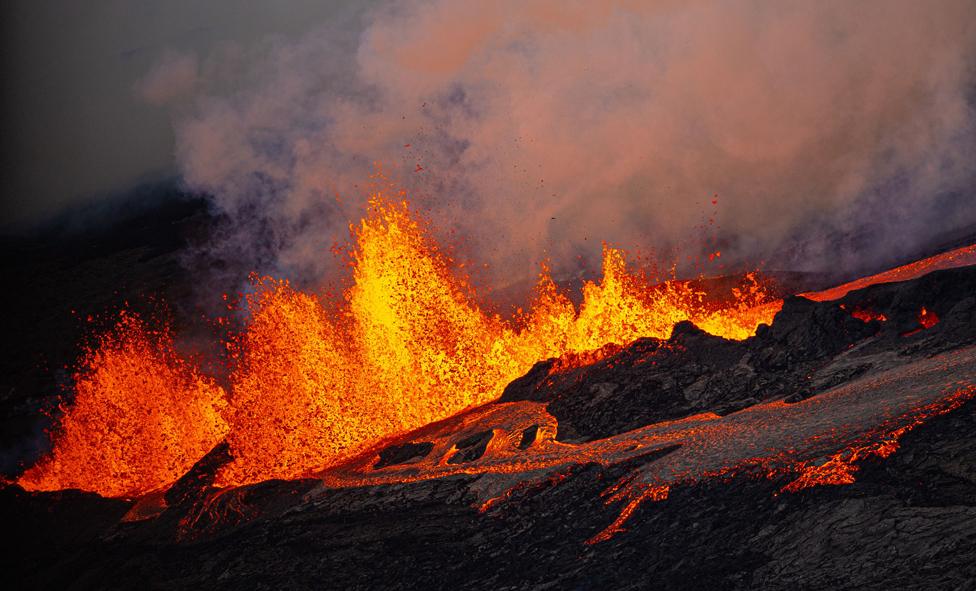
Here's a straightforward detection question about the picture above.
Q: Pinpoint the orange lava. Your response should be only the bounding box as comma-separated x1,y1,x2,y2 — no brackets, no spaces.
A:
216,278,381,486
17,312,228,498
321,346,976,545
587,484,670,545
802,244,976,302
901,306,941,337
918,306,940,330
842,304,887,323
782,384,974,492
216,193,780,486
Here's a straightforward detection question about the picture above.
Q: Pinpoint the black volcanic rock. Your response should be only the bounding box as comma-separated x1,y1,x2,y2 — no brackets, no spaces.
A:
375,441,435,469
500,267,976,443
500,297,877,441
0,192,216,477
165,440,233,507
5,394,975,590
447,430,494,464
838,265,976,354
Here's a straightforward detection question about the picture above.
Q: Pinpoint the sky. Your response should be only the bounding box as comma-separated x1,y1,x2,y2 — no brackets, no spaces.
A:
0,0,364,227
2,1,975,292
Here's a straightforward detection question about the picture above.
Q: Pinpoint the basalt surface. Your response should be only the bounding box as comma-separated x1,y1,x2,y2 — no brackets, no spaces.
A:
3,236,976,589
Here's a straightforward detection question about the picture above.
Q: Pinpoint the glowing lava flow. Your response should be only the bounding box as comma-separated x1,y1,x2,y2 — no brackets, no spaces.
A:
802,244,976,302
317,346,976,544
17,312,228,498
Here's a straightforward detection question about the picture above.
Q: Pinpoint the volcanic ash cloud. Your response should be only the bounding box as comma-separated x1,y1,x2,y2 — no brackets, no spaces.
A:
162,0,976,291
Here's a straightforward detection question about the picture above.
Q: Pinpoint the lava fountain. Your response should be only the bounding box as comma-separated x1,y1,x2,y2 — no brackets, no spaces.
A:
17,312,228,498
18,191,780,496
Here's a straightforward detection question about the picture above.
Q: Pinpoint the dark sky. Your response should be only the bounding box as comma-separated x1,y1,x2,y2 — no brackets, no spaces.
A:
0,0,360,227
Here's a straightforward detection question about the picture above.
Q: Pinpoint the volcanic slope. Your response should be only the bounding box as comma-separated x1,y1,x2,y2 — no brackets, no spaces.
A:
4,262,976,590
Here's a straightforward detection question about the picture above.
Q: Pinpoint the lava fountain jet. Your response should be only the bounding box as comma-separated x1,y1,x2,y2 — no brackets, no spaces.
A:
17,191,780,497
16,312,229,498
15,187,976,530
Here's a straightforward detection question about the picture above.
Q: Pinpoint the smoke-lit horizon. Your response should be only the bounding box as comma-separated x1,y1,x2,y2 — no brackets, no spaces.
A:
6,0,976,296
161,0,976,294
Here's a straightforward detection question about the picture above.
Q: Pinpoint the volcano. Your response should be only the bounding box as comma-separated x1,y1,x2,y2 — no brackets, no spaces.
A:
2,196,976,590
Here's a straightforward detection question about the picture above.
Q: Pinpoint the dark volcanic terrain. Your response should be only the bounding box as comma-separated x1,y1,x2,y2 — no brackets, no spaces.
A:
2,198,976,590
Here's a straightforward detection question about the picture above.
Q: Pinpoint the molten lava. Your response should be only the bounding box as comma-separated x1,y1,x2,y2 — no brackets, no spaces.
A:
802,244,976,302
216,278,380,486
17,312,228,498
841,304,888,323
217,195,780,486
12,192,786,494
918,306,940,330
321,346,976,545
900,306,940,337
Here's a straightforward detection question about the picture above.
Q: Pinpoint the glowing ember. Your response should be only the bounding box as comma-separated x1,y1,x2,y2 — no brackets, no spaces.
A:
17,312,228,498
842,304,888,323
918,306,940,330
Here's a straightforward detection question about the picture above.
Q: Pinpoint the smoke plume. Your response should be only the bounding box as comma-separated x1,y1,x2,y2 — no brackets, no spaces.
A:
165,0,976,297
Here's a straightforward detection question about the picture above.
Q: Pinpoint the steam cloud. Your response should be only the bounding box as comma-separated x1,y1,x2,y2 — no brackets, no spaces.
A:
162,0,976,298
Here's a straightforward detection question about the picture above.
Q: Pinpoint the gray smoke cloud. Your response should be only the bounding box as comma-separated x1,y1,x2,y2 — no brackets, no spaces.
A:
167,0,976,297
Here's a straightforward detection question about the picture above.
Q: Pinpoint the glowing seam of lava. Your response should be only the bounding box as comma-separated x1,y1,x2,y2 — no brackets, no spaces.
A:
586,484,670,545
584,383,976,544
801,244,976,302
780,384,975,493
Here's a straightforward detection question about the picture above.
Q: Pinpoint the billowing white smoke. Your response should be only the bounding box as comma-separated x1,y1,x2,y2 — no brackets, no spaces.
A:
162,0,976,296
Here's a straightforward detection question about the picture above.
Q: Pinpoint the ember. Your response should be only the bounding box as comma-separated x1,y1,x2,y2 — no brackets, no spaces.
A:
842,305,888,323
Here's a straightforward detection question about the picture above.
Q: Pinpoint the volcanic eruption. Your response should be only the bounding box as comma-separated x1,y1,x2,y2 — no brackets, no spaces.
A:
4,1,976,589
10,184,976,548
15,190,782,496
